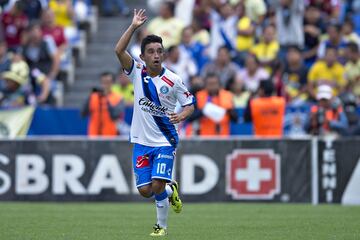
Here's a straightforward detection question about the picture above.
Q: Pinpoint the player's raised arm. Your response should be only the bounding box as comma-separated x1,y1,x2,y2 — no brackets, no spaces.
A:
115,9,147,71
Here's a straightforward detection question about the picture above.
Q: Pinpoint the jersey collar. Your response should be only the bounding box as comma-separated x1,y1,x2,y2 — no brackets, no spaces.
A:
142,66,166,78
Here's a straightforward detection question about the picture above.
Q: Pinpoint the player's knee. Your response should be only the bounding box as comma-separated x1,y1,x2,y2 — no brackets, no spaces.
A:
138,185,153,198
151,179,166,194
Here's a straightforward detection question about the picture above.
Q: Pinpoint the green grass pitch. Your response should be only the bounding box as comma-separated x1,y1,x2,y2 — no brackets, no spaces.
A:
0,202,359,240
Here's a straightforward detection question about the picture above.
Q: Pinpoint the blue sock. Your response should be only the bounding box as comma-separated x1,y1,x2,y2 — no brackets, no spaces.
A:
155,190,168,201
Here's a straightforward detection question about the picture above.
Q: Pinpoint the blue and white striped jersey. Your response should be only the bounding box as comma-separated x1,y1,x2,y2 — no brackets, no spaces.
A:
125,59,195,147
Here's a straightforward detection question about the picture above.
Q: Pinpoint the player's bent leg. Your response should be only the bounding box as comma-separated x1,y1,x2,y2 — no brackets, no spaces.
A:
137,184,153,198
151,179,166,194
150,179,169,237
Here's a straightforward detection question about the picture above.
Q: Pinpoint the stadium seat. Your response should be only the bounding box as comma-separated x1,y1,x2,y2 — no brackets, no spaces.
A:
52,80,64,107
59,47,76,87
74,0,99,39
68,29,87,64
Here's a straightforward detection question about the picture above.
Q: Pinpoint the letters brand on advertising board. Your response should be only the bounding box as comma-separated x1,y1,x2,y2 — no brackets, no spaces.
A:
226,149,281,200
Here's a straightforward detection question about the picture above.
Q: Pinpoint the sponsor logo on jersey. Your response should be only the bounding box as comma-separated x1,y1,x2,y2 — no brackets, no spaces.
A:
160,85,169,94
157,154,173,160
226,149,281,200
136,155,150,168
139,97,169,117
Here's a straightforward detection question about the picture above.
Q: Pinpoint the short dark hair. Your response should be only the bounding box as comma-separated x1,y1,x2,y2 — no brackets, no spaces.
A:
218,45,230,53
100,71,115,82
259,80,274,96
141,34,163,54
287,45,301,53
205,73,220,83
164,1,175,16
347,42,359,53
167,45,178,54
264,24,276,31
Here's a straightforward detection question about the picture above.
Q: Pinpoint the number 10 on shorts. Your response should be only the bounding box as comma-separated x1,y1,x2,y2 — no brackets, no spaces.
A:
157,163,167,174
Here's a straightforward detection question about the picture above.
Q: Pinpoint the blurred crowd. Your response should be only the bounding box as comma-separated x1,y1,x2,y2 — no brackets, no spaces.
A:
83,0,360,137
123,0,359,137
2,0,360,137
0,0,94,108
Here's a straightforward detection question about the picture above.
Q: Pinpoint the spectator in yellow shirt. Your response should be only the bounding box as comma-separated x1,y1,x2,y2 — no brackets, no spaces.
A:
250,24,280,73
344,43,360,98
48,0,77,41
235,2,255,66
48,0,74,28
147,1,184,49
308,47,346,98
112,69,134,106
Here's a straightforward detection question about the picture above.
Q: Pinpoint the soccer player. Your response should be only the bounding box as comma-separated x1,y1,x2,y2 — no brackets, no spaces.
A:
115,9,195,237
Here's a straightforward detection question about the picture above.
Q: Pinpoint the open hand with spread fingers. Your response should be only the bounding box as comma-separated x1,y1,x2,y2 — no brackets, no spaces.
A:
131,9,147,29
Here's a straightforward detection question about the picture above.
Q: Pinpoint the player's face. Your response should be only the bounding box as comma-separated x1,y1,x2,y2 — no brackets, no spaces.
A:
141,43,164,69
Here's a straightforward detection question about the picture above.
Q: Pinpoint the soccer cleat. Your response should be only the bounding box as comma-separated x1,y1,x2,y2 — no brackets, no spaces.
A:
150,224,167,237
169,181,182,213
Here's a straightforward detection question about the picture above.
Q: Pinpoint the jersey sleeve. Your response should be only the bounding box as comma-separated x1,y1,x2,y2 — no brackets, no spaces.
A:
123,58,140,82
174,78,195,107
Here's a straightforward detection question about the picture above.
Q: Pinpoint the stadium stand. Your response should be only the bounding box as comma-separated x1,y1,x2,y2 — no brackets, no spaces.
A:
0,0,360,138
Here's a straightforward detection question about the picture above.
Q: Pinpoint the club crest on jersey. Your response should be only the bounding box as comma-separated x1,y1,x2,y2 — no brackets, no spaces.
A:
160,85,169,94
